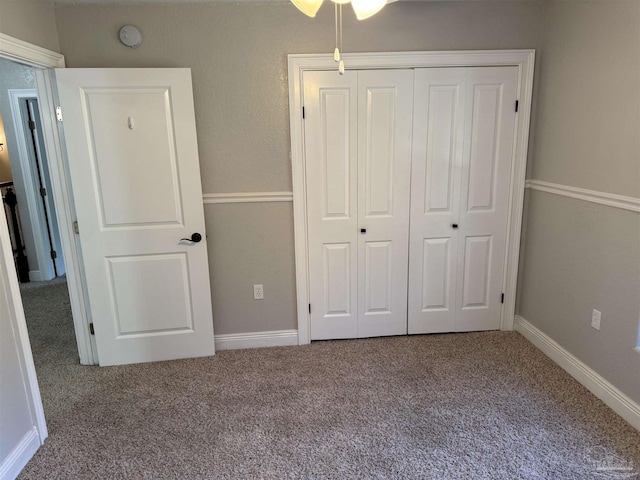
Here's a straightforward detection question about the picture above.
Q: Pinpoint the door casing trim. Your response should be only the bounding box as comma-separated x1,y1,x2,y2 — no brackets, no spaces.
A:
7,88,56,282
288,50,536,345
0,32,98,367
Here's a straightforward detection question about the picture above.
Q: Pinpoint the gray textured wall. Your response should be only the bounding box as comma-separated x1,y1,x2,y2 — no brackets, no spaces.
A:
518,0,640,403
53,1,541,336
0,0,60,52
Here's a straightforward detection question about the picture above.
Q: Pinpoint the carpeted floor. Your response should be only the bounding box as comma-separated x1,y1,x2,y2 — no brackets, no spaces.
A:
17,278,640,479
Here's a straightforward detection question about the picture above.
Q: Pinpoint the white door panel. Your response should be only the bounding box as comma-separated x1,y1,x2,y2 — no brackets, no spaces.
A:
307,66,517,340
408,68,466,334
323,243,352,316
409,66,517,334
56,68,214,365
305,69,412,340
304,70,358,340
455,66,518,332
420,237,452,310
357,69,413,338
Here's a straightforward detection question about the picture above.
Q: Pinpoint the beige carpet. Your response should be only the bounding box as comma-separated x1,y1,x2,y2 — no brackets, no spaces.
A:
18,278,640,479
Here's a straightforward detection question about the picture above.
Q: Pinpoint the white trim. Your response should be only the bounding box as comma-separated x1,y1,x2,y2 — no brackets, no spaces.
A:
0,33,65,69
525,179,640,213
289,50,537,70
28,270,44,282
288,50,536,344
33,70,98,366
0,427,41,480
214,329,299,351
0,35,95,368
515,315,640,432
203,191,293,204
0,182,48,469
8,88,55,282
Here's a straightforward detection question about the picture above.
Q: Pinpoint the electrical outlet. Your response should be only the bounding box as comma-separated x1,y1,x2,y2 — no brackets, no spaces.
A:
591,309,601,330
253,284,264,300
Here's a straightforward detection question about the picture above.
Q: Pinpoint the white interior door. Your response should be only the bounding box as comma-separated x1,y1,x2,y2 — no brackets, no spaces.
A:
56,68,215,366
27,98,66,277
455,66,518,331
304,70,359,341
408,66,518,334
357,69,413,338
408,68,466,334
304,69,412,340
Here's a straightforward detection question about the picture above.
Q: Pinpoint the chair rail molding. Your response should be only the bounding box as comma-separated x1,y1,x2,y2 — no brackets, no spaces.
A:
203,192,294,204
525,180,640,213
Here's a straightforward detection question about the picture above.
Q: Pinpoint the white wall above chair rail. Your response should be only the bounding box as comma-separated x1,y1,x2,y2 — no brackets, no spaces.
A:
525,180,640,213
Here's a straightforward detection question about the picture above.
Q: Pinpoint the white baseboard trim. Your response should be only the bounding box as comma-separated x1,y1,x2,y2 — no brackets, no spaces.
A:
215,329,299,351
515,315,640,431
28,270,43,282
0,427,40,480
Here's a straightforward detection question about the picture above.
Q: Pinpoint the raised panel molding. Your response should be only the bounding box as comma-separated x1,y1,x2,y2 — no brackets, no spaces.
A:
525,180,640,213
515,315,640,432
202,192,293,204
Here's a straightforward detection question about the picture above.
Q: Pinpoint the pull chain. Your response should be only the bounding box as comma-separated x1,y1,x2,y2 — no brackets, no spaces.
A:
338,3,345,75
334,2,340,62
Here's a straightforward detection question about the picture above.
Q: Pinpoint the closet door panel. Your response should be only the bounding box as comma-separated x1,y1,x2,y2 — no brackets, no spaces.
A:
455,66,518,331
357,69,413,338
408,68,466,334
304,70,359,340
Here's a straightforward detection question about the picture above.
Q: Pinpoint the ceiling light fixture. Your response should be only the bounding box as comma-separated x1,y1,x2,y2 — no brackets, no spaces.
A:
291,0,390,74
291,0,387,20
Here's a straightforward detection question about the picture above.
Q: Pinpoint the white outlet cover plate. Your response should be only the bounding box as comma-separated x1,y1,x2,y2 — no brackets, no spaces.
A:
591,309,601,330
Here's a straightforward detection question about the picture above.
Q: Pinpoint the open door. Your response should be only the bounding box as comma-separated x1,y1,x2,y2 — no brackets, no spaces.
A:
55,69,214,366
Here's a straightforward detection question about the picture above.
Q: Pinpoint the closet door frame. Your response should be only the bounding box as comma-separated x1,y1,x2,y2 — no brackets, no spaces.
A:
288,50,535,345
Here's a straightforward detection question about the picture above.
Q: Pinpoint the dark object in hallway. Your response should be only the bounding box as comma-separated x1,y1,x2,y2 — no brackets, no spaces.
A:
2,182,30,282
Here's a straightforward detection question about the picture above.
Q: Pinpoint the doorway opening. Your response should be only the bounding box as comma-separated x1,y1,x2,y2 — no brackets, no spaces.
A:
0,35,97,379
0,56,79,377
0,62,67,285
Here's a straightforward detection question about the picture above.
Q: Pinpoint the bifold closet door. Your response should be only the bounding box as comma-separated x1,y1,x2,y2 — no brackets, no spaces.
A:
304,69,413,340
408,66,519,334
304,70,359,340
357,70,413,338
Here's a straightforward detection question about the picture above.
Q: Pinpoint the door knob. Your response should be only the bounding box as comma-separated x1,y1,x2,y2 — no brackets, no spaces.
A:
180,233,202,243
360,228,367,234
452,224,459,229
